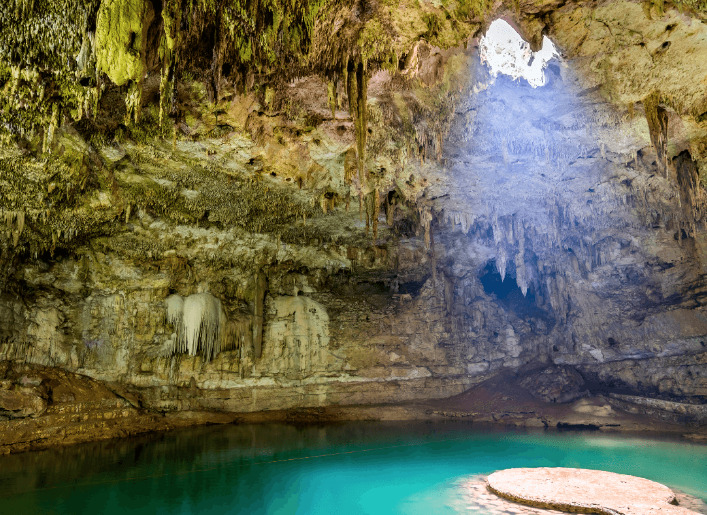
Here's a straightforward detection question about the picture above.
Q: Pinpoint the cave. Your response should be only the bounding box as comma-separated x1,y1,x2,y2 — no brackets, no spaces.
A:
1,0,707,512
478,259,547,322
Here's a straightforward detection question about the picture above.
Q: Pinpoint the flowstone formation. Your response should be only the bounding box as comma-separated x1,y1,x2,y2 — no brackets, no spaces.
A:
1,0,707,451
165,293,233,361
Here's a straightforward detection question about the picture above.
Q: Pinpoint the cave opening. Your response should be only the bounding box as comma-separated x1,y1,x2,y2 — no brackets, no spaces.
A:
478,260,548,321
479,19,558,87
443,19,571,326
479,260,526,301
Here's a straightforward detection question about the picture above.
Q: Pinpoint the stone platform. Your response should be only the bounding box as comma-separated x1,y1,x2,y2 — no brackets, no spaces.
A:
486,468,700,514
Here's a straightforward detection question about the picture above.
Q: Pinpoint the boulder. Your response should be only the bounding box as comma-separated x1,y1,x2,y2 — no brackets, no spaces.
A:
0,385,48,419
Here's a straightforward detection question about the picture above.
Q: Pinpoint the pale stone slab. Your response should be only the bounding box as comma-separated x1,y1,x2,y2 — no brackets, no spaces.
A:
487,467,700,514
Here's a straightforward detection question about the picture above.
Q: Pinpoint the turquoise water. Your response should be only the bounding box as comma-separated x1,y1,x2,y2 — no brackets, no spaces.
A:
0,422,705,514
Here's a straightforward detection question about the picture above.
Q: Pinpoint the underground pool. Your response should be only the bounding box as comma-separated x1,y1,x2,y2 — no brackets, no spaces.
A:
0,422,705,514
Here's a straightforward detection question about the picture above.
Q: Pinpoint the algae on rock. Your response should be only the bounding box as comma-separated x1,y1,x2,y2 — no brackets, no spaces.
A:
95,0,155,86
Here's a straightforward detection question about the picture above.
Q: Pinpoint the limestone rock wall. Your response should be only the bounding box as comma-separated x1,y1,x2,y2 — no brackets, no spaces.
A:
1,0,707,421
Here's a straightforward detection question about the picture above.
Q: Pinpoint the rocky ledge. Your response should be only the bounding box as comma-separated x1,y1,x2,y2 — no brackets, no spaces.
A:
2,361,704,455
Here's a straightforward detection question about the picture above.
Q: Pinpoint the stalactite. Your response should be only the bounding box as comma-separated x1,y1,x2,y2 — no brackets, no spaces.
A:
386,191,396,226
229,318,252,355
344,148,356,185
492,215,502,246
159,0,181,127
42,104,60,154
644,91,668,176
515,252,528,297
372,188,380,241
674,150,706,226
95,0,154,125
12,211,24,247
166,294,184,335
165,293,232,361
497,248,507,282
209,18,226,102
346,59,369,218
327,79,338,118
420,206,433,250
461,212,470,234
346,60,358,136
125,81,142,125
251,271,266,359
2,210,25,247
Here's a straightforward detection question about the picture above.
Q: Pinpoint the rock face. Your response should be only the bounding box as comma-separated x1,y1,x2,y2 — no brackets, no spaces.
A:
0,361,226,454
0,385,47,420
0,0,706,442
519,367,588,404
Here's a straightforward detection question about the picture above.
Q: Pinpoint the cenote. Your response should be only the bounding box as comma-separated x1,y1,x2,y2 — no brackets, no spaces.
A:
3,0,707,513
0,422,705,514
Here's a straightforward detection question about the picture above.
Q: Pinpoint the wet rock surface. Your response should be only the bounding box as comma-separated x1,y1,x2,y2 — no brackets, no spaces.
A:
0,361,244,454
0,385,47,420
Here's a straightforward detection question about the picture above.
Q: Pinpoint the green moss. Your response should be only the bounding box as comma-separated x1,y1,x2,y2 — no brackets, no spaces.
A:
95,0,154,86
0,0,101,142
678,0,707,15
357,20,393,67
183,0,330,95
0,0,492,142
239,39,253,62
0,131,122,257
644,0,705,17
162,0,181,51
423,12,442,38
127,108,166,143
454,0,476,19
